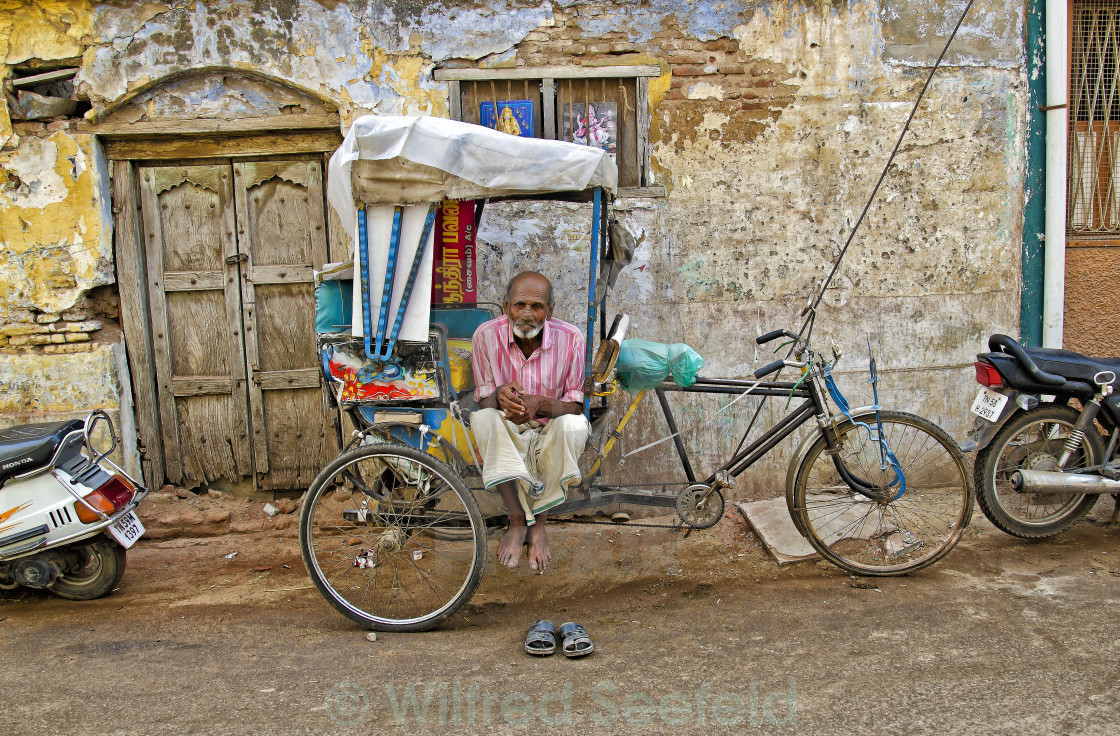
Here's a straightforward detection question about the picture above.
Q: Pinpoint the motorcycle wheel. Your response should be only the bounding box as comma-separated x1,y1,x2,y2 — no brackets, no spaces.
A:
975,404,1104,538
300,443,485,632
48,537,127,601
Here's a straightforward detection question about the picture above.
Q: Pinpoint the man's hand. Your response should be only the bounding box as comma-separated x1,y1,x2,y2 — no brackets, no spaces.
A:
496,382,526,418
504,394,546,425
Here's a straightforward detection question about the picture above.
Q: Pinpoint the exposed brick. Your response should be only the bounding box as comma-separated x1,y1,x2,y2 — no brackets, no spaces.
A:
60,308,87,321
750,65,768,77
6,336,29,347
609,41,636,53
702,39,736,52
35,312,60,324
673,65,710,76
585,43,610,54
666,52,705,64
7,309,34,323
48,334,65,344
0,323,45,337
42,343,92,354
664,89,686,100
524,31,549,42
65,333,91,343
718,64,745,75
568,42,587,54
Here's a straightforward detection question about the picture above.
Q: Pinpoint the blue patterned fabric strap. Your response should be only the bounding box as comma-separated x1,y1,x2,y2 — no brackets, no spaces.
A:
374,206,404,359
384,203,438,357
823,365,906,497
357,206,374,360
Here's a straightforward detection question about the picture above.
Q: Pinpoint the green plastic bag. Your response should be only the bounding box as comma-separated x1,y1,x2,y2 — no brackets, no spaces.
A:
616,339,704,391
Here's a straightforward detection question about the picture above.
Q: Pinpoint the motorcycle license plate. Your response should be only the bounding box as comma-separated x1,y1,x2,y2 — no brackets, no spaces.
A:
970,387,1008,422
108,511,145,549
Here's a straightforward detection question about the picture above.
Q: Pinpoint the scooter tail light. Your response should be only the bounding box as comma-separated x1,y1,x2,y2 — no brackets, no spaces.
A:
974,361,1003,388
75,492,115,523
95,475,135,510
74,476,135,523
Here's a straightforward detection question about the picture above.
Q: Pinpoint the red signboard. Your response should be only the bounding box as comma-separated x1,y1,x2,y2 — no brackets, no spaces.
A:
431,199,477,306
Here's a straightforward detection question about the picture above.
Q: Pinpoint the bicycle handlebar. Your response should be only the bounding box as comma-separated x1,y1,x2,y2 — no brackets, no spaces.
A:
754,359,788,379
988,334,1065,387
756,329,800,346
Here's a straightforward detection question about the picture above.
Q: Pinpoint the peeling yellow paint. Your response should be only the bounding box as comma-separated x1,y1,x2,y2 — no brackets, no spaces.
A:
359,42,448,117
0,0,95,64
0,131,108,316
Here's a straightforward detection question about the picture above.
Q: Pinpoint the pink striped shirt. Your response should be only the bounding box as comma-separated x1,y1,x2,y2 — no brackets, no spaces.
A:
472,316,586,412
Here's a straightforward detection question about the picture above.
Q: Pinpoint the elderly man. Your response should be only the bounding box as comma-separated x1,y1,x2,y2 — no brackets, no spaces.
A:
471,271,590,571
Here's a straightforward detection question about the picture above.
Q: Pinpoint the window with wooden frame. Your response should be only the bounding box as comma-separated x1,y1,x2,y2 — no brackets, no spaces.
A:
434,65,664,197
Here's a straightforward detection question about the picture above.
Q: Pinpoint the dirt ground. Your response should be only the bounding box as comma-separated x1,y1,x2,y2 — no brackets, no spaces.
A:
2,490,1119,736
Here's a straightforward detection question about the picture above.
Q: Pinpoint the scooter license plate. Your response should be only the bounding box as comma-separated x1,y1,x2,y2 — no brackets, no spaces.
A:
970,387,1008,422
108,511,145,549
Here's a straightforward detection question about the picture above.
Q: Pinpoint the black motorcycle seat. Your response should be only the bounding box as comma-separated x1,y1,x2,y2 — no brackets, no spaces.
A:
0,419,85,486
1021,346,1120,385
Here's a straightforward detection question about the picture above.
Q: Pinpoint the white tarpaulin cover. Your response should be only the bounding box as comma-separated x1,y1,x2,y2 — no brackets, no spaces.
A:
327,114,617,237
327,114,616,343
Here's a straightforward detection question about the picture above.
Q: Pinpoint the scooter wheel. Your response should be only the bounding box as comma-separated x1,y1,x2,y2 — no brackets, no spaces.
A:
48,537,127,601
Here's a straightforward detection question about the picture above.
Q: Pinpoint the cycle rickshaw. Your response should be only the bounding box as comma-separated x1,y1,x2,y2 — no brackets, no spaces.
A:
299,115,973,632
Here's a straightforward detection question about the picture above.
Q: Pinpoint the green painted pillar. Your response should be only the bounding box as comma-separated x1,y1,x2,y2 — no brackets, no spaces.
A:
1021,0,1046,346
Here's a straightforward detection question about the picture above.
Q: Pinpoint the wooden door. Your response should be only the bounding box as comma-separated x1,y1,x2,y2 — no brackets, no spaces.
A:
138,164,252,486
233,160,334,491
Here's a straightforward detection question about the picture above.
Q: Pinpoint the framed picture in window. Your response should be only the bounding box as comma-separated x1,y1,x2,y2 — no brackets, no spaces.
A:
561,102,619,157
479,100,535,137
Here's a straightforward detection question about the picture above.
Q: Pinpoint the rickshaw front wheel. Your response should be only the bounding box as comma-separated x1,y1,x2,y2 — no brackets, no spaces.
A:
300,443,486,632
789,410,973,576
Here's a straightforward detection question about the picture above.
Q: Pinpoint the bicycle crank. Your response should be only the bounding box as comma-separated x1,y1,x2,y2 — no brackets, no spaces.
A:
674,484,725,530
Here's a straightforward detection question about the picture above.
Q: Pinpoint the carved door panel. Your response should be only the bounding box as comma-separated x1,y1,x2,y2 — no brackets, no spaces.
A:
138,164,252,486
233,160,333,491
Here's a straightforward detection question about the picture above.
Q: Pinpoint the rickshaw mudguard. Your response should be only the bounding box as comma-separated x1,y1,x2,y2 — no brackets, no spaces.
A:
783,405,879,539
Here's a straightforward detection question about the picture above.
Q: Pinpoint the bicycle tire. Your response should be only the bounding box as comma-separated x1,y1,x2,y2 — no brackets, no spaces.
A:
973,404,1103,539
789,410,973,576
300,443,486,632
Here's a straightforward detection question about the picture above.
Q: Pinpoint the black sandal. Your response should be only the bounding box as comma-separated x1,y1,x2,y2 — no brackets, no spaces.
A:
558,621,594,658
524,620,557,656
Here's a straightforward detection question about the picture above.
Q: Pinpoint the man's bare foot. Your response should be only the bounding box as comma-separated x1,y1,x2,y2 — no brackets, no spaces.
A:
498,523,528,568
526,523,551,572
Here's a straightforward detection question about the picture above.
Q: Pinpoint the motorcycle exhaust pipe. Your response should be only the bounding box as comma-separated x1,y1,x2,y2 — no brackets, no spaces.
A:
1011,469,1120,495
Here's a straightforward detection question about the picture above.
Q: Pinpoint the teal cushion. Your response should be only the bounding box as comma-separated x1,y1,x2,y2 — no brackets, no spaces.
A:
315,279,353,333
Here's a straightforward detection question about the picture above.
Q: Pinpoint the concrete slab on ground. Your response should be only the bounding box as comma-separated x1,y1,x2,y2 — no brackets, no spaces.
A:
736,498,818,564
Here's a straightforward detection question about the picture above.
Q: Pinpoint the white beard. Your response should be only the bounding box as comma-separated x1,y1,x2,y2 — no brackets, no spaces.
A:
512,320,543,340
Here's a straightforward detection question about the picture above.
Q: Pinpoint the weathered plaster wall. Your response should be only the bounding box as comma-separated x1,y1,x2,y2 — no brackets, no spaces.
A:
0,0,1026,494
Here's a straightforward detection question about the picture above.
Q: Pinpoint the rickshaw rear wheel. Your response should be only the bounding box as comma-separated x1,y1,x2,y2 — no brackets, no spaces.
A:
300,443,485,632
789,410,973,576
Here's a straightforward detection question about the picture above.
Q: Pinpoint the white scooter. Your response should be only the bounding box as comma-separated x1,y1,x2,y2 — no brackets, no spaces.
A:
0,411,148,600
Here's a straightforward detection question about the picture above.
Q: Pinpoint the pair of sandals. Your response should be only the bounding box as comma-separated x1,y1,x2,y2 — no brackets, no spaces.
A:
524,620,593,658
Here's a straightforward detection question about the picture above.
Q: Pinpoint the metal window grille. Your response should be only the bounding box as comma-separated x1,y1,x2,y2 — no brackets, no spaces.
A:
1068,0,1120,234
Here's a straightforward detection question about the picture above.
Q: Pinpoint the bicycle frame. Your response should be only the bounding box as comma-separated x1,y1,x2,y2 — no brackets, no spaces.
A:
553,374,831,515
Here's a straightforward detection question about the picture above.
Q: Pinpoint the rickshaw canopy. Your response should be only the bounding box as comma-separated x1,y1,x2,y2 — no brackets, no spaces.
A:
327,114,618,238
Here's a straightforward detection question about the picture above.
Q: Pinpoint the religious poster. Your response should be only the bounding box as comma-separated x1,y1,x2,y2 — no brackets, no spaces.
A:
431,199,478,306
479,100,535,137
562,102,618,159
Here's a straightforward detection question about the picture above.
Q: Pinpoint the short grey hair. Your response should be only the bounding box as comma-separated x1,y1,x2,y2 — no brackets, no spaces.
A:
505,271,554,309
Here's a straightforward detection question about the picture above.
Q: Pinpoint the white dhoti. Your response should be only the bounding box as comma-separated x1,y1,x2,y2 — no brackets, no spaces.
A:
471,408,590,524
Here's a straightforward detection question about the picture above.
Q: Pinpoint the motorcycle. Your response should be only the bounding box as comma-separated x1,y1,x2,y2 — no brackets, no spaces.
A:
964,334,1120,538
0,411,148,599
